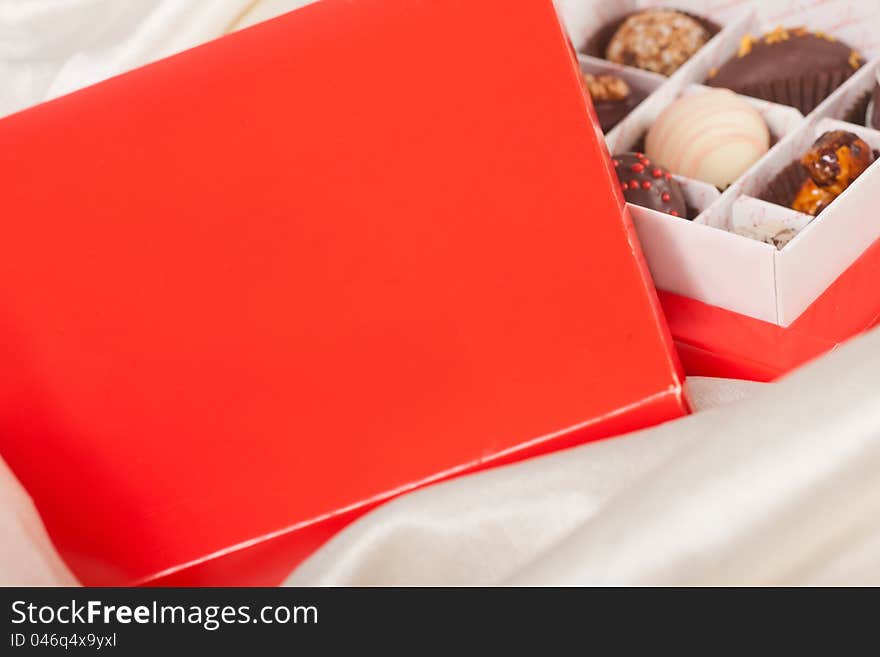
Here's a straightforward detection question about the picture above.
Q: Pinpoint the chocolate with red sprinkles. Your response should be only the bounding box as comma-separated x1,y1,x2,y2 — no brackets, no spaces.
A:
612,152,688,219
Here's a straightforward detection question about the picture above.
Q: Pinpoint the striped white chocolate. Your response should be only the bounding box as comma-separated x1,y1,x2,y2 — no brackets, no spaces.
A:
645,89,770,189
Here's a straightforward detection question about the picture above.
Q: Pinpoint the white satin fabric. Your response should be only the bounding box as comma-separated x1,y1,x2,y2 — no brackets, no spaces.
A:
0,458,77,585
2,0,879,587
0,0,282,118
287,331,880,586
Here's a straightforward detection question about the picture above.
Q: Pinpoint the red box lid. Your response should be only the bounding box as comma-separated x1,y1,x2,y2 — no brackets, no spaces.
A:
0,0,687,585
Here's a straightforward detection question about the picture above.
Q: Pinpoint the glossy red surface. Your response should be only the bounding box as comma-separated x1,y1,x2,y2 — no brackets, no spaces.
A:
0,0,686,585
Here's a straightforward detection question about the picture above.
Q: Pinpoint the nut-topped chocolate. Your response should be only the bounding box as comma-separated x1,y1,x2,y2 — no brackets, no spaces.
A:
707,27,862,115
612,152,688,219
792,130,874,216
583,73,642,133
605,9,710,77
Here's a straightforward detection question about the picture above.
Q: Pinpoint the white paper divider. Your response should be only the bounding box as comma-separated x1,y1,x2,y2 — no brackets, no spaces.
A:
559,0,880,327
676,175,719,215
869,67,880,128
730,196,813,249
776,159,880,324
629,204,779,323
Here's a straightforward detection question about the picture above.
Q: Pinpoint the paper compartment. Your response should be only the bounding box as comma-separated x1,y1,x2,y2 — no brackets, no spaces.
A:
560,0,880,326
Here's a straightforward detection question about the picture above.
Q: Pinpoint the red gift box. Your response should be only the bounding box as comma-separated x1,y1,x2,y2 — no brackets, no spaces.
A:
0,0,687,585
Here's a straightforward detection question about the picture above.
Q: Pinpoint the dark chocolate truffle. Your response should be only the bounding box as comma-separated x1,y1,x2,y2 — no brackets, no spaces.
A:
605,9,710,76
707,27,862,115
612,152,688,219
583,73,641,133
792,130,874,216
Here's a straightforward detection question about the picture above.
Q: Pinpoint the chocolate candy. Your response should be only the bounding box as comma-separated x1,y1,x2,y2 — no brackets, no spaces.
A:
645,89,770,190
605,10,710,77
707,28,862,116
792,130,874,216
612,153,688,219
583,73,641,133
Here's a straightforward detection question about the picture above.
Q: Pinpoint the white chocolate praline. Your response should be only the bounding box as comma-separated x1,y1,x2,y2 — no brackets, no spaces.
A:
645,89,770,189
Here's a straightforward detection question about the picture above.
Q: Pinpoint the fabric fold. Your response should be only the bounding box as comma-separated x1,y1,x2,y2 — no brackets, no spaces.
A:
286,333,880,586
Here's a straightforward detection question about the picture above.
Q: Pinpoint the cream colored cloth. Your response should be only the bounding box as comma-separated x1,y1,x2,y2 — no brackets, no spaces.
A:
0,458,78,586
0,0,273,118
286,331,880,586
2,0,878,587
0,375,762,586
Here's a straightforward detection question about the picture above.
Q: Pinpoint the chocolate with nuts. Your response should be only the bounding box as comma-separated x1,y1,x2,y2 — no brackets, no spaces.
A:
605,9,710,77
792,130,874,216
583,73,642,133
707,27,862,115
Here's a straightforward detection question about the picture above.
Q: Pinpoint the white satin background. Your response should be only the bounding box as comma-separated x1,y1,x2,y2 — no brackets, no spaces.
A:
1,0,877,586
288,334,880,586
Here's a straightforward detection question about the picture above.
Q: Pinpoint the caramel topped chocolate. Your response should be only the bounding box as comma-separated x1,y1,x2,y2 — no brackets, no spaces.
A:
583,73,641,133
792,130,874,216
583,73,629,101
